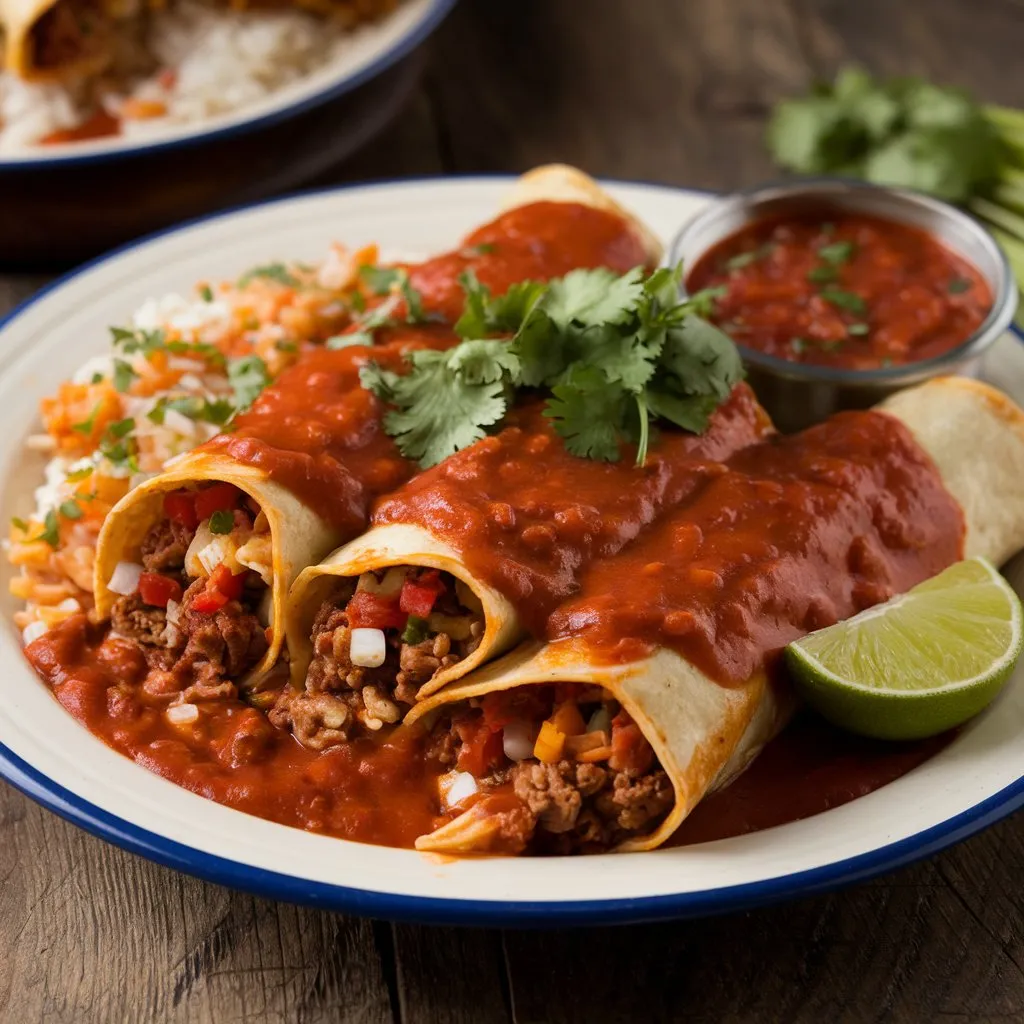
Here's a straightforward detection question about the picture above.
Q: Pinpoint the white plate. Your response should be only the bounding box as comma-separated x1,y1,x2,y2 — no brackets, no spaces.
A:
1,177,1022,926
0,0,456,166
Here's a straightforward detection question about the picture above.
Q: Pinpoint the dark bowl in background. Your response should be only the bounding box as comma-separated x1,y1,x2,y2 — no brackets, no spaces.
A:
671,178,1019,432
0,0,456,268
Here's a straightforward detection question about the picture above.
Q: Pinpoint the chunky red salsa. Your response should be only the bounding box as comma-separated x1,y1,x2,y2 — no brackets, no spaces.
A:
686,212,993,369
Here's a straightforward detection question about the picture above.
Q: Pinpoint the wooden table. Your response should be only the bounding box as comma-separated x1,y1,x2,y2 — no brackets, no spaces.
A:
3,1,1024,1020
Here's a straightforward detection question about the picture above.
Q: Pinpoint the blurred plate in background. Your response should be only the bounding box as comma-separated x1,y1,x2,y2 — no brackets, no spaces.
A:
0,0,455,266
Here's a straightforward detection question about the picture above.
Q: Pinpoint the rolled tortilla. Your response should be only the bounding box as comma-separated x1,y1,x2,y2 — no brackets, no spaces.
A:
285,388,773,698
409,377,1024,853
97,163,665,690
1,0,116,82
284,166,677,694
93,452,343,686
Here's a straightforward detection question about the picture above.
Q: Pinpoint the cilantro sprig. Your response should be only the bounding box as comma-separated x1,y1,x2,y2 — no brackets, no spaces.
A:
767,66,1024,316
360,265,743,468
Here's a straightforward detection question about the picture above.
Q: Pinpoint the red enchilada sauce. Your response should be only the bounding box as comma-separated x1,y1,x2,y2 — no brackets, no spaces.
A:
374,385,774,633
25,618,958,849
687,213,992,369
200,200,655,532
24,405,966,850
19,199,969,853
546,410,964,677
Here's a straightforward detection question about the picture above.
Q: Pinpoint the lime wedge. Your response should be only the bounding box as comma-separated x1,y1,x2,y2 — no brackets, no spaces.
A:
785,557,1023,740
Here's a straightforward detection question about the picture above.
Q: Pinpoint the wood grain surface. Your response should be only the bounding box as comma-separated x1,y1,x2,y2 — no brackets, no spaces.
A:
3,1,1024,1021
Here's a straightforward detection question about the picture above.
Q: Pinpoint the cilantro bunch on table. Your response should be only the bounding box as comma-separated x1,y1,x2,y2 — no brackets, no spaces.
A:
360,265,743,468
767,66,1024,301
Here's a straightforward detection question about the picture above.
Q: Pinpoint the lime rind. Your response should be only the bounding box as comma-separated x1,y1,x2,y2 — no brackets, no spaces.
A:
785,557,1024,740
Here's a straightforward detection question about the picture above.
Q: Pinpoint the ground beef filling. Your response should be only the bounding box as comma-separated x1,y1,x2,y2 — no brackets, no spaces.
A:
426,684,674,855
109,485,270,699
284,567,484,748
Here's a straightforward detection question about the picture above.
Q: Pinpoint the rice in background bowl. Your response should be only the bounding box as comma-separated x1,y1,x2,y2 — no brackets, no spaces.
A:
0,0,401,152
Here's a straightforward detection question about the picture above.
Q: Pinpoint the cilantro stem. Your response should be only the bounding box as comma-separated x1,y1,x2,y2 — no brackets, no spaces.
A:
634,392,650,467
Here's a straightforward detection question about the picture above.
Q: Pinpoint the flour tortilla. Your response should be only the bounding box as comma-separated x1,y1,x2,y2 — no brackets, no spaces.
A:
285,164,666,692
94,450,343,688
411,377,1024,853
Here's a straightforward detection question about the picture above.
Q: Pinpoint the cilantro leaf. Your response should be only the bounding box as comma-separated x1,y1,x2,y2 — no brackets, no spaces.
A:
509,310,564,387
365,263,745,468
107,417,135,439
544,367,630,462
359,265,403,295
540,267,645,330
818,240,855,264
659,317,745,400
819,288,867,314
358,266,426,324
583,325,659,393
72,404,101,435
327,332,373,349
446,339,521,385
454,272,546,339
237,263,299,289
40,509,60,548
228,355,271,411
361,345,514,467
113,359,137,393
59,500,83,520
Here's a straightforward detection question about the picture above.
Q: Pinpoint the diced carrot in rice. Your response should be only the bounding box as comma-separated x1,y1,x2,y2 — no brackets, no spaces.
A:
41,381,122,454
121,99,168,120
8,541,54,567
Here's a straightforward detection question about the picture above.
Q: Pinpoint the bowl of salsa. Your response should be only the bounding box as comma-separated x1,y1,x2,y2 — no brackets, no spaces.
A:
673,179,1018,431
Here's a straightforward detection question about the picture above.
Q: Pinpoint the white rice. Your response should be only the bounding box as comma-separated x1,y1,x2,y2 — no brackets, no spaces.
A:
0,1,368,153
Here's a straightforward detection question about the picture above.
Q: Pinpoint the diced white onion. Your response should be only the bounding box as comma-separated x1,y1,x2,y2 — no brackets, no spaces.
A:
165,599,181,626
167,357,206,373
108,561,143,596
166,703,199,725
185,522,242,578
22,621,48,645
502,720,536,762
55,598,81,613
440,771,479,809
162,408,199,439
349,627,386,668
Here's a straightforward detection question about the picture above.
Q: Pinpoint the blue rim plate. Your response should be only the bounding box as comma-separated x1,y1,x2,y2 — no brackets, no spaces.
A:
0,0,457,169
1,176,1022,927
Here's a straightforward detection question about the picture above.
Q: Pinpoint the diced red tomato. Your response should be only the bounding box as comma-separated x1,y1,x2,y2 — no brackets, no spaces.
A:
609,710,654,776
194,483,242,522
138,572,183,608
399,570,445,618
190,564,246,614
346,590,407,630
163,490,198,530
455,716,505,777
